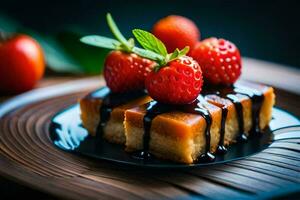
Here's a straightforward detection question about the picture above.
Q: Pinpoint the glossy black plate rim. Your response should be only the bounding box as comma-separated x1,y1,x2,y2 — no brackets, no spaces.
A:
49,104,300,169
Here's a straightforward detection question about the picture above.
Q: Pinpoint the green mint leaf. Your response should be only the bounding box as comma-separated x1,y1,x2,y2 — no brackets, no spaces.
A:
80,35,121,49
132,29,168,56
106,13,129,48
132,47,165,62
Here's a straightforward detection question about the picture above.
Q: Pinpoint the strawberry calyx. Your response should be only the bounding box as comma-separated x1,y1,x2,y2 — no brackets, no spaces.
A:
132,29,190,71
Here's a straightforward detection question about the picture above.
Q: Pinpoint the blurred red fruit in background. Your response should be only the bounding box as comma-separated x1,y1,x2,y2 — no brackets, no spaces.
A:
152,15,200,53
0,34,45,93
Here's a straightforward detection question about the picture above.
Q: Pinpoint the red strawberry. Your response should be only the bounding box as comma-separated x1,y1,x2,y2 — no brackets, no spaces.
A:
152,15,200,53
145,56,203,104
81,13,156,93
190,38,242,85
104,51,154,93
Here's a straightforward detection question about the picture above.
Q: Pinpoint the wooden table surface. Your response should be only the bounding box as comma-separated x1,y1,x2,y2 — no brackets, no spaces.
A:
0,58,299,199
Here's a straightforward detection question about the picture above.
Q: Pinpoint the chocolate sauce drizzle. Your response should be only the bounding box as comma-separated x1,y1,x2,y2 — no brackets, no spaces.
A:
93,83,265,163
218,105,228,154
226,94,247,142
186,96,215,162
132,101,170,159
200,84,264,156
233,86,264,134
91,87,146,138
133,96,215,162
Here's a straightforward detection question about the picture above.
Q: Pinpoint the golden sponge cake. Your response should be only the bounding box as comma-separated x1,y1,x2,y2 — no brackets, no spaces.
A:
80,88,151,144
124,97,222,163
79,81,275,163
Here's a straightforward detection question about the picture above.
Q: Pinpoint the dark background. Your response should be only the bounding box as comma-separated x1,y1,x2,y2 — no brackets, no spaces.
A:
0,0,300,69
0,1,300,198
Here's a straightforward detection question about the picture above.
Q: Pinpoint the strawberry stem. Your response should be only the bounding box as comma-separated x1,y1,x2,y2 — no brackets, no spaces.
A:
106,13,133,52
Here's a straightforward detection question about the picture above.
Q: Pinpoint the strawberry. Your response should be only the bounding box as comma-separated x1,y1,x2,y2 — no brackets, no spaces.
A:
132,29,203,105
145,56,203,104
104,51,154,93
152,15,200,53
81,13,155,93
190,38,242,85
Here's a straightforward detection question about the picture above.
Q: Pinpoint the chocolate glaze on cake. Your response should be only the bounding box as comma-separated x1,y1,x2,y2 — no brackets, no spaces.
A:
203,84,265,147
132,101,167,160
217,105,228,154
203,86,247,142
92,82,265,163
234,86,264,134
135,84,265,162
184,96,215,162
87,87,146,139
132,96,215,162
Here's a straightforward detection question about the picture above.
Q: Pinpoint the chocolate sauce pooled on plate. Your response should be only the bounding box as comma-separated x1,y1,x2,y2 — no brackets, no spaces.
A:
89,87,146,138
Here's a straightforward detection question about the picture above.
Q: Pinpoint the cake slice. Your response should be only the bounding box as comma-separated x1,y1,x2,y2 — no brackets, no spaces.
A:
204,81,275,147
124,97,222,163
80,87,152,144
124,81,275,163
79,81,275,163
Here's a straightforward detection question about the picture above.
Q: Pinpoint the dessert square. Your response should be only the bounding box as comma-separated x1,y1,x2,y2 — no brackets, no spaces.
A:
79,81,275,164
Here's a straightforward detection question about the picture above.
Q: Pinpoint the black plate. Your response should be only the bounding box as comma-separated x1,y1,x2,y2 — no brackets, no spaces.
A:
49,105,300,168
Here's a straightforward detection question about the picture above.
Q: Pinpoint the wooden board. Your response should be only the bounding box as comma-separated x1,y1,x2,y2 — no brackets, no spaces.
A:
0,78,299,200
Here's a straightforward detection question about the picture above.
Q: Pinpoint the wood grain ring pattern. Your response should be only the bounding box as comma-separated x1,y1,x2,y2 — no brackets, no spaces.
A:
0,79,299,199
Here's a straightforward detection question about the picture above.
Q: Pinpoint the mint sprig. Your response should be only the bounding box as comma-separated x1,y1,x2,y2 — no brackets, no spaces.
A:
80,13,189,72
80,35,121,50
81,13,134,52
106,13,129,46
80,13,164,62
132,47,165,62
132,29,168,56
106,13,134,52
132,29,189,70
